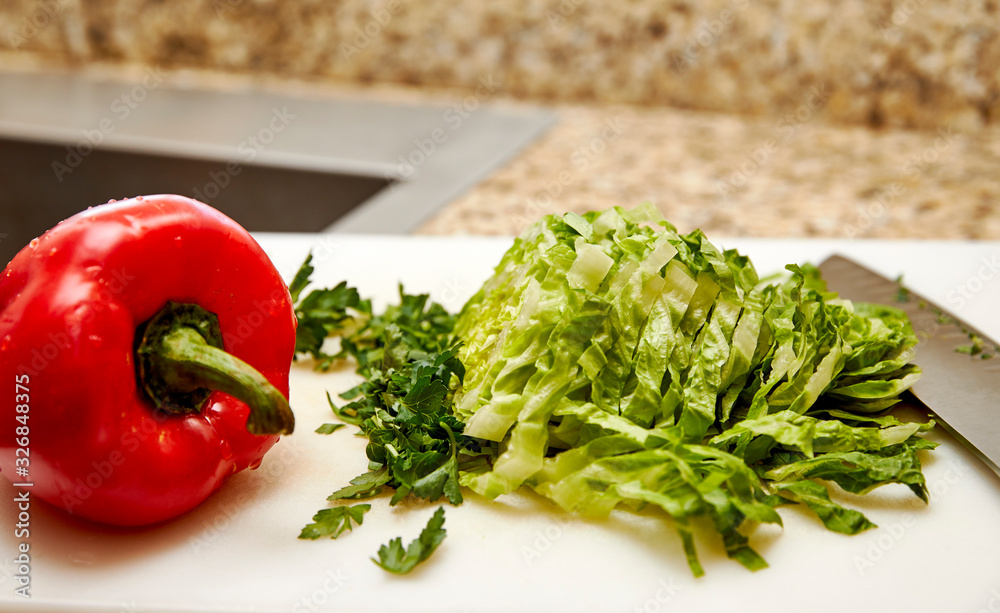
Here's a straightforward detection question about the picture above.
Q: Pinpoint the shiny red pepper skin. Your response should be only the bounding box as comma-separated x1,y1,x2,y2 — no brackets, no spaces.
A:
0,195,296,526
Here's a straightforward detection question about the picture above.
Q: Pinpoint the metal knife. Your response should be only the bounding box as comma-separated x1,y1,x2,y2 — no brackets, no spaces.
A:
819,254,1000,478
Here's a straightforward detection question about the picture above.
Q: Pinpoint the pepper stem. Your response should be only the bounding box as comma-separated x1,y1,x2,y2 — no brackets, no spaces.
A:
135,302,295,435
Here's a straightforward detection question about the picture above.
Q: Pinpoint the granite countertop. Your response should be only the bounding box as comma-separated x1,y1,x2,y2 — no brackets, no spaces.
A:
416,101,1000,240
2,0,998,239
1,58,997,240
4,0,999,132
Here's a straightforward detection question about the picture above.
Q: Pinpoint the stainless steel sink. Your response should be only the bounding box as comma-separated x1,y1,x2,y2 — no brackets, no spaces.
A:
0,71,554,264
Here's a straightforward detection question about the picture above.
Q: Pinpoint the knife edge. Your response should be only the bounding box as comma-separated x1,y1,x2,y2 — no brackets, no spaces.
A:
818,254,1000,479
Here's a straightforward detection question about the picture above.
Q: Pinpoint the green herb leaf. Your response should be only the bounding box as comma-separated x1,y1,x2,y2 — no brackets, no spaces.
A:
412,422,463,504
293,279,370,367
315,423,346,435
894,274,910,303
288,252,315,304
298,503,371,540
328,467,392,501
372,507,447,574
291,259,483,549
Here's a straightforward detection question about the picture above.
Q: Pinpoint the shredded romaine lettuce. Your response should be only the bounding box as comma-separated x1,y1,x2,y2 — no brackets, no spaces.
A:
452,203,932,575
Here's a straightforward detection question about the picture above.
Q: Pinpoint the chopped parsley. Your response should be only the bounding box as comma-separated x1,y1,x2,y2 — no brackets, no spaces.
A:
372,507,447,575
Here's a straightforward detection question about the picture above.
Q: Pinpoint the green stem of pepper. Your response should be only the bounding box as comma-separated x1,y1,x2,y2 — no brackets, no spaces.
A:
135,301,295,435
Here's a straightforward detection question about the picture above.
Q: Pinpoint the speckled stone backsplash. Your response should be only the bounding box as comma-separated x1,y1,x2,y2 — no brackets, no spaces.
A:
3,0,998,130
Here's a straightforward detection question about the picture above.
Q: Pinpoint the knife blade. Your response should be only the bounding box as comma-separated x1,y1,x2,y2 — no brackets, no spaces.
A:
819,254,1000,478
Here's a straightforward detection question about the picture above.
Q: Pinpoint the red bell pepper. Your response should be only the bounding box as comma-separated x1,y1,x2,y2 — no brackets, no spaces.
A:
0,195,296,526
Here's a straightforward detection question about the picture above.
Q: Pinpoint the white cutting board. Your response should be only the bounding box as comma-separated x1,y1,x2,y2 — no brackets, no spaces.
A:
3,235,1000,613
